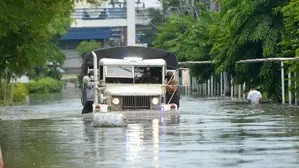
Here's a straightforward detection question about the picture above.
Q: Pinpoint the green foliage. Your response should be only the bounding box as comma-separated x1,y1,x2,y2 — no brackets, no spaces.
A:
153,15,193,61
147,8,165,28
280,0,299,96
182,10,219,81
148,0,211,26
11,83,29,102
86,0,108,6
152,0,298,101
0,0,109,80
153,6,219,81
0,82,28,104
27,40,66,80
0,0,74,79
210,0,290,100
0,0,109,78
76,40,102,57
280,0,299,57
27,77,63,93
285,61,299,95
160,0,180,7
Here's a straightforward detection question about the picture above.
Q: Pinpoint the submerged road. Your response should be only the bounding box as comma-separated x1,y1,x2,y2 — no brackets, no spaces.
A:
0,88,299,168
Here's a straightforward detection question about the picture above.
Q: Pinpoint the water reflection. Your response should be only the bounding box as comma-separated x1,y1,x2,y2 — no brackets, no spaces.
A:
28,88,81,105
152,119,160,162
125,124,144,161
1,93,299,168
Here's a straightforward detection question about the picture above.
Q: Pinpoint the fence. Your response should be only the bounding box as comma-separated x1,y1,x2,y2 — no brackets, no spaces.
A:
179,58,299,106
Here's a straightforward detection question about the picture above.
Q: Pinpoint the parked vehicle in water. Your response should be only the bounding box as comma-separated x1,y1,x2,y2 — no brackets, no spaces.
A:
80,46,185,113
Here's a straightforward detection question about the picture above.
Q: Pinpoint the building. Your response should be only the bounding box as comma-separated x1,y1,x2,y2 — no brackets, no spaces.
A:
60,0,219,77
61,0,156,77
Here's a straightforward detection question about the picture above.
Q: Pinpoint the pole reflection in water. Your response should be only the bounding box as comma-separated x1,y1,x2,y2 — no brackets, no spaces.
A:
124,113,168,167
125,124,144,161
152,117,166,168
152,119,159,162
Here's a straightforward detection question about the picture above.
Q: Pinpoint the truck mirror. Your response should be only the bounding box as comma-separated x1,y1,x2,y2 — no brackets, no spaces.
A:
180,68,190,87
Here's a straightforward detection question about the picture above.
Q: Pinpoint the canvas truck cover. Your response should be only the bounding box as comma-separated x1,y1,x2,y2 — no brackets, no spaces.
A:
81,46,178,75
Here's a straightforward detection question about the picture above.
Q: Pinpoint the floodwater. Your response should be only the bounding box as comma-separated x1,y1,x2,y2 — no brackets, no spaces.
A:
1,88,299,168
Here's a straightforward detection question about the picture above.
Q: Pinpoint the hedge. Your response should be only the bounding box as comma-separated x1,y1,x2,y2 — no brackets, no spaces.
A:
27,77,63,93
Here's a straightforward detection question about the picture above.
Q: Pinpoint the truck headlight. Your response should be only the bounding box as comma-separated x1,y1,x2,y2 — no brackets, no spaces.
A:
152,97,159,105
112,97,120,105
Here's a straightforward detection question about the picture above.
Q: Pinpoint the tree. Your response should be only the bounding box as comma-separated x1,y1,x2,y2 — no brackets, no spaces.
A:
146,0,182,46
210,0,290,100
76,40,102,58
0,0,108,100
152,0,297,101
181,6,219,81
0,0,107,77
0,0,75,77
153,3,218,81
147,8,165,28
280,0,299,57
280,0,299,94
83,0,111,6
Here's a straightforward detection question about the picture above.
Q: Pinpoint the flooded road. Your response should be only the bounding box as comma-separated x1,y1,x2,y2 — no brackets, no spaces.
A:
1,88,299,168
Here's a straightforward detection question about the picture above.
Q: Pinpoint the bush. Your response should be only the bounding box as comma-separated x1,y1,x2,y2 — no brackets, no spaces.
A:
27,77,63,93
0,82,29,104
12,83,29,101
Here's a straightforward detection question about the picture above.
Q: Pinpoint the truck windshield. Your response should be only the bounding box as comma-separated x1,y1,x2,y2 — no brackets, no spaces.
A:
105,66,162,84
106,66,133,78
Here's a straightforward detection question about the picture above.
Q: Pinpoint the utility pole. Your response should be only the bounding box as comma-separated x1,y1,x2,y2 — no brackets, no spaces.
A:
126,0,136,46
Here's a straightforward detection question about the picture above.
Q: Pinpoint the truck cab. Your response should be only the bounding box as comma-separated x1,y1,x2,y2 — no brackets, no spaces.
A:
81,46,180,113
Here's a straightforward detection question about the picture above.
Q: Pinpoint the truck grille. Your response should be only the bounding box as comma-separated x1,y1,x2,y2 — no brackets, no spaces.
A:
122,96,150,109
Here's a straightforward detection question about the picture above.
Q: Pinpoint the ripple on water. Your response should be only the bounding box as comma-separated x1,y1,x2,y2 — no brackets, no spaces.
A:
1,94,299,168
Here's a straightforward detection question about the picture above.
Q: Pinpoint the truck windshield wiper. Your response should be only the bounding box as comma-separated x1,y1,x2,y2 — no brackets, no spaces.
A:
119,66,132,73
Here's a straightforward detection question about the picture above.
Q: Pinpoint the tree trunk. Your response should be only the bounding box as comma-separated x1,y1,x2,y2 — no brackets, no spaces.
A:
223,72,230,96
3,78,7,106
9,78,15,106
3,73,12,106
